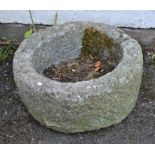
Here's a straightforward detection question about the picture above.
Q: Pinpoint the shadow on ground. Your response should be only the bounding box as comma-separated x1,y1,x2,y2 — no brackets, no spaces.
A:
0,24,155,143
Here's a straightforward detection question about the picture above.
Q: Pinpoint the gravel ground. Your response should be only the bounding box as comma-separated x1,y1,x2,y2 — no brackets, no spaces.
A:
0,26,155,143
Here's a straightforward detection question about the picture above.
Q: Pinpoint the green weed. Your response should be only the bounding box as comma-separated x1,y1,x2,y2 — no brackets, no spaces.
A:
24,10,37,39
0,38,17,63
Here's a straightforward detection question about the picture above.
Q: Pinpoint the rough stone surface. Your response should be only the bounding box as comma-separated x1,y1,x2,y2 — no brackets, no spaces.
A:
13,22,143,133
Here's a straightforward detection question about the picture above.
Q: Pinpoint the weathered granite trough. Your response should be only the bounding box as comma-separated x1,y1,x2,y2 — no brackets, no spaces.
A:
13,22,143,133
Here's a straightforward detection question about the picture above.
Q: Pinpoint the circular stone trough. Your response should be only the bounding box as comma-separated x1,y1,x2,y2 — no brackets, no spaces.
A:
13,22,143,133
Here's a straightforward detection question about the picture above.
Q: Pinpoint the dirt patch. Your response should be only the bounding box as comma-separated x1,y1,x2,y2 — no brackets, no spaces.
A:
43,58,115,82
43,26,120,82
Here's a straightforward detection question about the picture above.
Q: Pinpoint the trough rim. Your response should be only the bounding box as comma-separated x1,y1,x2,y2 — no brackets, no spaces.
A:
13,21,143,94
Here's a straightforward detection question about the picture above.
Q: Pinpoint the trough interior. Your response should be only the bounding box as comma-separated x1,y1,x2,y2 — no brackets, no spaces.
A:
32,26,122,77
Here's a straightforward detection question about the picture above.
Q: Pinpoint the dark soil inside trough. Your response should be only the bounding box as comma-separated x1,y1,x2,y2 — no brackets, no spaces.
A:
0,24,155,144
43,57,115,82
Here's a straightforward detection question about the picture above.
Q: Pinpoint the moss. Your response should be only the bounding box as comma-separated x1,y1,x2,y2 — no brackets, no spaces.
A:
80,26,117,60
138,40,146,55
152,54,155,64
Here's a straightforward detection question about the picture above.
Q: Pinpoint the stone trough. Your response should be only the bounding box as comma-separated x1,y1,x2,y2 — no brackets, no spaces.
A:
13,22,143,133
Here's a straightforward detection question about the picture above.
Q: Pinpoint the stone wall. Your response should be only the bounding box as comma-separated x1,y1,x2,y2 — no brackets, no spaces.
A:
0,10,155,28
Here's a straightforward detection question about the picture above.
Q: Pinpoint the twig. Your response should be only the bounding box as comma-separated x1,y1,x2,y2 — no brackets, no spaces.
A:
28,10,36,32
54,12,58,25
